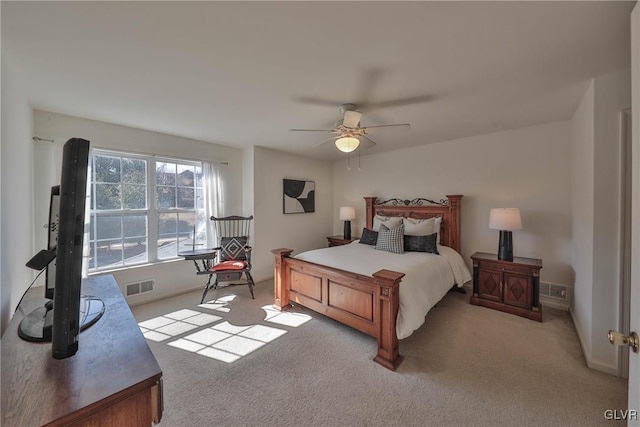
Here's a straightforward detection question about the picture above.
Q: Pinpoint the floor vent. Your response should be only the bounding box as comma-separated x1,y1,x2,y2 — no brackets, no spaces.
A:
539,281,569,299
126,280,154,296
540,281,550,296
539,281,571,311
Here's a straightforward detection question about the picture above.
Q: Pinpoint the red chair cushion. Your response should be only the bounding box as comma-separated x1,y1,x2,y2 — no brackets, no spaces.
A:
211,260,247,271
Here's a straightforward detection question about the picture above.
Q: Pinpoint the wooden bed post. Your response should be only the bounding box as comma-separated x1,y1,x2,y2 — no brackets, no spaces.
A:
271,248,293,311
372,269,405,371
445,195,463,253
364,197,376,230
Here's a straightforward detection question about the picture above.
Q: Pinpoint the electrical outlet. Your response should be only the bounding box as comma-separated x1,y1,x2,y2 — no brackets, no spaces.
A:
550,284,567,299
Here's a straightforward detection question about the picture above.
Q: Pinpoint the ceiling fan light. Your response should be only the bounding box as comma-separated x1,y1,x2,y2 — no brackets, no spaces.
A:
335,136,360,153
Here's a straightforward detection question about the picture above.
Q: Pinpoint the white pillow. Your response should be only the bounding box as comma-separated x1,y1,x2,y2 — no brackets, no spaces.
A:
403,217,442,242
403,217,436,236
372,215,402,232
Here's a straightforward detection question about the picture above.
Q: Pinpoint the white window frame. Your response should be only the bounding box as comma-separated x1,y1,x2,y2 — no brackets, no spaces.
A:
88,148,205,272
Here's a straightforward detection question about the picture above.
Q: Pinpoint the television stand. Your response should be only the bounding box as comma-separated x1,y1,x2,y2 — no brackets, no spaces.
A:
2,275,163,426
17,295,105,342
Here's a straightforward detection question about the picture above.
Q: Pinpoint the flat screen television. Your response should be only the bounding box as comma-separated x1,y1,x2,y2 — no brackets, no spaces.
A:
18,138,105,360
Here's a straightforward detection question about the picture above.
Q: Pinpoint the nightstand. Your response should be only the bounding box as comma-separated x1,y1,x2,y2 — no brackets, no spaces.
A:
469,251,543,321
326,235,359,247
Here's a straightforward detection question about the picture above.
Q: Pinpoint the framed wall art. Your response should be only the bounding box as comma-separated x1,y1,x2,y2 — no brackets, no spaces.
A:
283,179,315,214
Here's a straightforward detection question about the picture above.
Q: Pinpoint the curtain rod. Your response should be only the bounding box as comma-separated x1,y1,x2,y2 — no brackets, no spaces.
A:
30,139,229,166
92,147,228,166
32,136,55,143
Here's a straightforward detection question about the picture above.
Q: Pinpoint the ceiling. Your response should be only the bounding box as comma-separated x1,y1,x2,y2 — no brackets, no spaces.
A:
2,1,635,160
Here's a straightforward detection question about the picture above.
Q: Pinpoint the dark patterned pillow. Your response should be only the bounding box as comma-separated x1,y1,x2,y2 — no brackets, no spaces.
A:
375,223,404,254
359,228,378,246
404,233,439,254
220,236,248,261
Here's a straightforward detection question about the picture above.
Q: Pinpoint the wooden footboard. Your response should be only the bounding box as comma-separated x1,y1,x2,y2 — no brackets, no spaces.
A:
272,248,405,370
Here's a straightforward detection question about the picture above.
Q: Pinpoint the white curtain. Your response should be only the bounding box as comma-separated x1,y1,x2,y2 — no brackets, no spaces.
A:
203,161,224,248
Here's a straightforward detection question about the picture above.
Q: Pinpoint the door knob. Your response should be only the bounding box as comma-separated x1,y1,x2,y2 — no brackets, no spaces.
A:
608,330,639,353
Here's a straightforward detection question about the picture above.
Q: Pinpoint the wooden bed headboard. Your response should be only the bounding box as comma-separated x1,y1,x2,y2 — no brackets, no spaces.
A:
364,195,463,253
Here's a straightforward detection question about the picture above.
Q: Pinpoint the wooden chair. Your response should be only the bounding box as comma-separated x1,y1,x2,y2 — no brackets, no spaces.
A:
200,215,255,304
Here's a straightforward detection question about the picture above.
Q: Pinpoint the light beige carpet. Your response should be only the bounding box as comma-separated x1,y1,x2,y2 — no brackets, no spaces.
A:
132,281,627,427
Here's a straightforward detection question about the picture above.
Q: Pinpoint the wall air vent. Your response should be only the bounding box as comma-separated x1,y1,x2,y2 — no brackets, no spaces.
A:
538,281,571,311
539,282,550,296
126,280,154,297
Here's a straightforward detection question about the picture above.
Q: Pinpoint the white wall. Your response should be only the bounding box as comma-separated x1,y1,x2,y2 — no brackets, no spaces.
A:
571,68,631,375
32,111,245,305
251,146,332,282
1,55,34,335
242,146,255,218
571,80,595,359
332,120,573,286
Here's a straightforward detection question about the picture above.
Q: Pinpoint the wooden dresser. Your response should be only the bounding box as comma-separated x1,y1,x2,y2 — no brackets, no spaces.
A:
469,251,543,321
1,274,163,426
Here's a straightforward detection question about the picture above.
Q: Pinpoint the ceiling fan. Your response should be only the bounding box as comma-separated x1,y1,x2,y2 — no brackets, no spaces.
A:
289,103,410,153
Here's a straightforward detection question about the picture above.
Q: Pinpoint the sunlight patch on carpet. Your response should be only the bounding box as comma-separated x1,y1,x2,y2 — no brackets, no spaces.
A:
198,347,240,363
168,338,205,353
261,304,312,327
139,294,300,363
166,321,287,363
138,309,222,342
198,294,237,313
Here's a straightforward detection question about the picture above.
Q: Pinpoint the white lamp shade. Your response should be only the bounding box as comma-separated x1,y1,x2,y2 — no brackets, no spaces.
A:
489,208,522,230
339,206,356,220
335,137,360,153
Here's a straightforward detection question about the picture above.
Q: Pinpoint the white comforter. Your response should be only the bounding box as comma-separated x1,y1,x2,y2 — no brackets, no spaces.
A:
295,241,472,339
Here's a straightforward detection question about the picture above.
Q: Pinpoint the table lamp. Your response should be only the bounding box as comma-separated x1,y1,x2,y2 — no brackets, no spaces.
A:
339,207,356,240
489,208,522,261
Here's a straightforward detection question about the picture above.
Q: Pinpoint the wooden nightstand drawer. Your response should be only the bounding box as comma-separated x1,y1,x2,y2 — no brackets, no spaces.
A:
469,251,543,321
478,260,535,276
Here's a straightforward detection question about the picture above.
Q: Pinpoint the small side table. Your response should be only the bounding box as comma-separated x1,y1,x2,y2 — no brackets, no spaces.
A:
469,251,543,321
179,249,217,277
326,235,359,247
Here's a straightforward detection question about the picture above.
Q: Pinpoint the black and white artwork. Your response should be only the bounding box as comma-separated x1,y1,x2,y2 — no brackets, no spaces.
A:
283,179,315,214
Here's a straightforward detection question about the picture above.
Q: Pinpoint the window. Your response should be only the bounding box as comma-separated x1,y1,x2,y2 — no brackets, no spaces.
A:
88,150,206,271
155,160,205,260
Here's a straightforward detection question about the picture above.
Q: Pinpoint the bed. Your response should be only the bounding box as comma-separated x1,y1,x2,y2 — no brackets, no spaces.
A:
271,195,469,370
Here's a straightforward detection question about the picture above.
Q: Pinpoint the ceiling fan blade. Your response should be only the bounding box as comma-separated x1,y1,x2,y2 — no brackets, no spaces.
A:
289,128,334,132
361,135,377,147
365,123,410,129
354,67,383,108
294,96,345,107
364,123,410,133
366,95,435,110
343,111,362,128
311,136,339,148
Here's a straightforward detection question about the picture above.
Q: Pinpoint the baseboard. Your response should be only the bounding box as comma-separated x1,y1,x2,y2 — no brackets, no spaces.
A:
126,284,202,307
568,306,620,376
539,295,570,311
